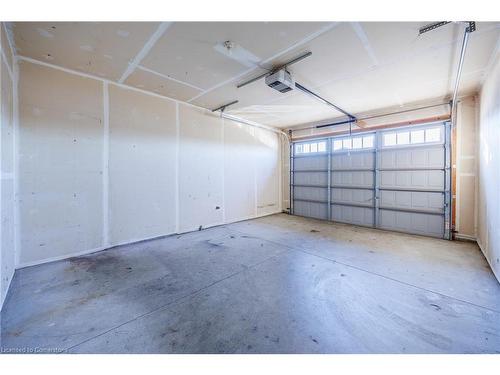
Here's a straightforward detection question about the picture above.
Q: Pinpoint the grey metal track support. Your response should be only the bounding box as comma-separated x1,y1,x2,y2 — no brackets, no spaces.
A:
444,121,452,239
451,25,472,119
374,131,381,228
290,142,294,215
327,139,332,220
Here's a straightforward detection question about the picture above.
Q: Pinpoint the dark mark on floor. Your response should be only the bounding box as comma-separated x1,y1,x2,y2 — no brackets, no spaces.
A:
430,304,441,311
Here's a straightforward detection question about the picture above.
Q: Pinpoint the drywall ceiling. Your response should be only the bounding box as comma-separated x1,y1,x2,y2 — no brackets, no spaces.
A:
11,21,500,128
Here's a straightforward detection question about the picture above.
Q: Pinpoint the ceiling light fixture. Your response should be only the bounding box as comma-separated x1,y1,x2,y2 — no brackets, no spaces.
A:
214,40,260,68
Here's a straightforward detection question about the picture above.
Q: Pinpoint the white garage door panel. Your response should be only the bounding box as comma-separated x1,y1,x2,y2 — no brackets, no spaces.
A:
379,190,444,212
294,171,328,186
332,151,374,170
291,123,450,239
294,155,328,170
331,205,374,226
332,171,374,187
331,188,374,206
379,146,444,169
294,200,328,220
379,209,444,237
294,186,328,201
380,170,444,190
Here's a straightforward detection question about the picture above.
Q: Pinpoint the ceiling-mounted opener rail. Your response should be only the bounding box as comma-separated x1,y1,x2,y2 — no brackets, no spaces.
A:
211,100,239,113
294,82,356,122
237,51,358,125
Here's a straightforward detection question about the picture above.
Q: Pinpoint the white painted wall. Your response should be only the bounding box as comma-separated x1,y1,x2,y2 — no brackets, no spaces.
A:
478,56,500,282
1,22,16,310
16,60,282,267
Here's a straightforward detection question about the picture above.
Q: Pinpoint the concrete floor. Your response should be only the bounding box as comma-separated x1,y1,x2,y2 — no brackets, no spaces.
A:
1,213,500,354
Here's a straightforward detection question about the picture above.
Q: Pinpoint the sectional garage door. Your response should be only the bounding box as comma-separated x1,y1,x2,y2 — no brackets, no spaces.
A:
291,122,451,239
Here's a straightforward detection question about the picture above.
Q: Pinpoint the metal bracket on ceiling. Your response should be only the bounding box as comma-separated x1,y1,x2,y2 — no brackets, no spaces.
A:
236,51,313,89
211,100,239,113
465,21,476,33
419,22,452,35
419,21,476,36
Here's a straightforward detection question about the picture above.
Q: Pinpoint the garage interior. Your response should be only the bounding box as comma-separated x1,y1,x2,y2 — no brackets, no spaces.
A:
0,20,499,354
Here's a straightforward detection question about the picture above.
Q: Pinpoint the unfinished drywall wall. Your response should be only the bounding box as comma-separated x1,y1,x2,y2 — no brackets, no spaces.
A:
18,62,104,265
255,127,281,216
108,85,177,245
16,60,282,266
223,119,257,223
223,119,283,222
1,22,16,309
478,56,500,282
178,105,224,232
455,96,479,240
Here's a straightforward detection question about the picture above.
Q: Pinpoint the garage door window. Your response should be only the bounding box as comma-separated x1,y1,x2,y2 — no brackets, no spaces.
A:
425,127,441,142
363,135,374,148
295,140,327,154
410,129,425,143
383,126,442,147
333,134,374,152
